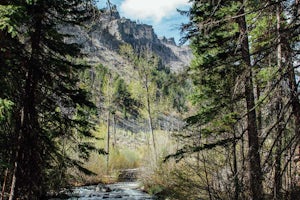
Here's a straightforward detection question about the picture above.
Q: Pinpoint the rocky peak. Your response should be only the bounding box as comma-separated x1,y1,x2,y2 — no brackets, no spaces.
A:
159,37,177,46
100,5,120,20
64,6,192,72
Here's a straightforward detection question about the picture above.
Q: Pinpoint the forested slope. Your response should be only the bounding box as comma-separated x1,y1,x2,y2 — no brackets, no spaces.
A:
1,1,300,200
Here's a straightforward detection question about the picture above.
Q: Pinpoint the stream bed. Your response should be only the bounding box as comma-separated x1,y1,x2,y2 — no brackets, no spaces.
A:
49,182,154,200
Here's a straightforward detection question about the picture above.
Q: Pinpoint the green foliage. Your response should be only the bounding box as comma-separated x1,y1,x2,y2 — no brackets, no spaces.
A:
26,0,38,5
171,0,300,199
0,1,100,198
109,149,140,170
0,98,13,121
81,63,142,120
147,184,164,195
120,43,190,117
0,5,24,37
257,67,276,83
112,77,141,118
0,98,14,169
178,0,246,150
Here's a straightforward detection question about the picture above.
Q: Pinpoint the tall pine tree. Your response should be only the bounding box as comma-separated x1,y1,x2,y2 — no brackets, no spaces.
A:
178,0,263,198
176,0,300,198
0,1,99,199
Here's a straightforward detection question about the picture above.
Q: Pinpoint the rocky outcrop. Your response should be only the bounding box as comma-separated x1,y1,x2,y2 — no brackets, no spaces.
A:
159,36,176,46
63,6,192,72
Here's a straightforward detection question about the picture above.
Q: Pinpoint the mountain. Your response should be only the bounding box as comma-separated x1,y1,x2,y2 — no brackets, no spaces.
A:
62,5,192,72
59,5,191,135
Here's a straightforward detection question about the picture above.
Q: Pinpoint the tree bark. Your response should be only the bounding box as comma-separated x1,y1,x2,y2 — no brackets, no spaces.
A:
274,2,283,198
236,1,263,199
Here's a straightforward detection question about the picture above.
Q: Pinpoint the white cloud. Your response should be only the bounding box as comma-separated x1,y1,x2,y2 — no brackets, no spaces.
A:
120,0,189,22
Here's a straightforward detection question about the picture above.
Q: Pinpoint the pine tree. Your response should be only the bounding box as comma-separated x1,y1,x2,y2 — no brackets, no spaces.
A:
177,0,300,198
178,0,264,198
0,1,99,199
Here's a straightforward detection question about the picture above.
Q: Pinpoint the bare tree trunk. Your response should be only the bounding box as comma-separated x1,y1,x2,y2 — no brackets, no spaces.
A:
8,162,17,200
112,114,117,148
145,77,157,163
9,108,24,200
145,119,150,148
106,73,112,175
274,135,282,199
106,110,110,174
237,1,263,199
1,168,8,200
233,129,240,200
241,128,246,200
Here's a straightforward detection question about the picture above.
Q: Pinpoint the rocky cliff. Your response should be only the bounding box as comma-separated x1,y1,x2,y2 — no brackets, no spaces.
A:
63,6,192,72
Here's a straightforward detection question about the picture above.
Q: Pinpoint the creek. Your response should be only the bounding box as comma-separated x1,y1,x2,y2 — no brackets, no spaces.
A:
49,181,154,200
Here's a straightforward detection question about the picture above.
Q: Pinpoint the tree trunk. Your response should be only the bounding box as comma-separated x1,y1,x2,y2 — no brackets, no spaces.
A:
256,84,262,133
112,114,117,148
1,168,8,200
233,130,240,200
274,99,283,199
13,7,45,198
236,1,263,199
145,76,157,162
106,110,110,174
106,73,112,174
9,107,24,200
274,134,282,199
274,3,283,198
8,163,17,200
279,0,300,190
288,0,300,142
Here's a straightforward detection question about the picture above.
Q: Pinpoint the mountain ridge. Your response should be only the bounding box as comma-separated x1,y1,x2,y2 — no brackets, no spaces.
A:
63,5,192,72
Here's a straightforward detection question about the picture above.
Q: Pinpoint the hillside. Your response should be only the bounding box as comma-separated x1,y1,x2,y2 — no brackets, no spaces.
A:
62,5,192,72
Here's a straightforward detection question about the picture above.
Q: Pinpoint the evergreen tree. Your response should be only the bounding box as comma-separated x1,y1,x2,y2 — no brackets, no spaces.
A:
0,1,99,199
173,0,300,198
176,0,263,198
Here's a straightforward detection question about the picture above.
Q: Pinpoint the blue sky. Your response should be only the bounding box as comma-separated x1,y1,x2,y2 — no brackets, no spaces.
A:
97,0,190,45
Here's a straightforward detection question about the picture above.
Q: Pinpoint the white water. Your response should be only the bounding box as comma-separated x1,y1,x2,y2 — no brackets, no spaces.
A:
49,182,153,200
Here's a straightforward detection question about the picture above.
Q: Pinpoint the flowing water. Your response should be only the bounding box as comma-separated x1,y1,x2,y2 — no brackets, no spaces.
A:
49,182,154,200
